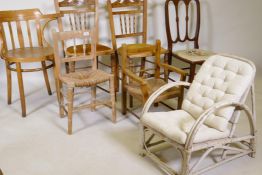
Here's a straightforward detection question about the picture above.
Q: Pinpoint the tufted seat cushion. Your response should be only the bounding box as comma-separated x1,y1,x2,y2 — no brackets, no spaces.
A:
182,55,254,131
142,110,230,144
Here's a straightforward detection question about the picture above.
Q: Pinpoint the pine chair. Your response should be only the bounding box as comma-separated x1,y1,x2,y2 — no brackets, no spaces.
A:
54,0,118,92
121,40,187,117
165,0,214,82
140,54,256,175
0,9,59,117
53,30,116,135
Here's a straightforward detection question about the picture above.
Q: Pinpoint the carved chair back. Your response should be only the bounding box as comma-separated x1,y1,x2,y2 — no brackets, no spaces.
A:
107,0,147,50
165,0,200,51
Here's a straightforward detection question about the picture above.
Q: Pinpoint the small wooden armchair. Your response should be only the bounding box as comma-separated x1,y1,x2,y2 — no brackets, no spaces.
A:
165,0,213,82
54,0,118,92
140,54,256,175
0,9,59,117
121,40,187,117
53,30,116,135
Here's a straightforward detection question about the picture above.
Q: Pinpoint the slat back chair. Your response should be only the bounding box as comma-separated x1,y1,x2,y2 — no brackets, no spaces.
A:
55,0,118,92
0,9,58,117
53,29,116,135
121,39,186,117
165,0,213,83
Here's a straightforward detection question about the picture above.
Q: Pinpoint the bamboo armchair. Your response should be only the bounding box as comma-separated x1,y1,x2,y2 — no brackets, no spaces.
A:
165,0,213,82
140,54,256,175
54,0,118,92
0,9,59,117
121,40,187,117
53,30,116,135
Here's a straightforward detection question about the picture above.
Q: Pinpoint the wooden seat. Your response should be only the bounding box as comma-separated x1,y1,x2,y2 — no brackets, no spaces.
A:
117,43,168,55
54,0,118,92
165,0,214,82
0,9,59,117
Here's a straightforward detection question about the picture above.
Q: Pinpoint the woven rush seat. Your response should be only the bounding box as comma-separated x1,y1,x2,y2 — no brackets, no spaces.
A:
173,49,214,63
126,78,181,101
66,44,114,56
60,69,112,87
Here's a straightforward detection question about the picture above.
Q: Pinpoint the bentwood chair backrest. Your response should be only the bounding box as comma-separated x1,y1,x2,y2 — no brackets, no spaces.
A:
53,29,97,77
107,0,148,50
165,0,201,50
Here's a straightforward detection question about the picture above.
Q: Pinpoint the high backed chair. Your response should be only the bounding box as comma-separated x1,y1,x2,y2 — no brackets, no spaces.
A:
140,55,256,175
107,0,169,78
0,9,59,117
121,40,186,117
53,30,116,135
54,0,118,92
165,0,213,83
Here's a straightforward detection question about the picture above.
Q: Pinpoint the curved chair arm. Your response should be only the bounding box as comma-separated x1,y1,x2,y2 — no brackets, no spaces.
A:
185,102,256,149
160,63,187,77
141,81,191,118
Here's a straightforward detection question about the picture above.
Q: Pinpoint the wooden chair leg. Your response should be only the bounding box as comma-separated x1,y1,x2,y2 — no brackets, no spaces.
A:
111,53,119,92
139,57,146,77
110,76,116,123
122,88,127,115
129,95,133,108
16,63,26,117
55,78,65,117
178,96,183,109
91,85,96,111
5,61,12,105
67,87,74,135
41,61,52,95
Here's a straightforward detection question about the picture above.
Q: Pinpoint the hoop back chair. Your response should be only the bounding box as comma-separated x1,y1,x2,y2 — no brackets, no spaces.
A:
53,29,116,135
140,54,256,175
54,0,118,91
165,0,213,82
121,40,187,117
0,9,59,117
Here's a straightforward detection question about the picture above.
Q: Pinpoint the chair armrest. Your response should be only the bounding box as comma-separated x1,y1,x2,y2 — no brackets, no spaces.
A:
141,81,191,117
185,102,256,149
160,63,188,77
125,69,147,85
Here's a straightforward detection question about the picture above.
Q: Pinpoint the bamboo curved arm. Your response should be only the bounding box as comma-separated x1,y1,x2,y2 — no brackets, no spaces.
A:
185,102,256,149
141,81,191,118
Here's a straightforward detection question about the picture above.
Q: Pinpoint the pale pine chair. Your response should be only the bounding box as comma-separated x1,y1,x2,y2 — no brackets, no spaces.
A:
53,30,116,135
140,55,256,175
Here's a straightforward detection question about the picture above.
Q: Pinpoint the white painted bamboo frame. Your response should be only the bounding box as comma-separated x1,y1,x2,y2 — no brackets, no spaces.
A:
140,55,257,175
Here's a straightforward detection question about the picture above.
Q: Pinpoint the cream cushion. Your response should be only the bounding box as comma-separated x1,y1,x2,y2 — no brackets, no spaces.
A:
142,110,230,145
182,55,254,131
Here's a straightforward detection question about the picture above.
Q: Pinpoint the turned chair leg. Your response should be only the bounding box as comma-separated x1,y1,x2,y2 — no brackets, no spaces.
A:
91,85,97,111
16,63,26,117
5,61,12,105
67,87,74,135
41,61,52,95
110,76,116,123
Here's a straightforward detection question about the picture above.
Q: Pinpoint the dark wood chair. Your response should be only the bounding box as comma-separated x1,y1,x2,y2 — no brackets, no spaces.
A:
165,0,214,83
54,0,118,92
0,9,59,117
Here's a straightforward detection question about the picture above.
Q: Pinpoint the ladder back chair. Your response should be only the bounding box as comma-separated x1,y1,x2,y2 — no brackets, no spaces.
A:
53,30,116,135
165,0,213,83
121,40,187,117
140,54,256,175
54,0,118,92
0,9,59,117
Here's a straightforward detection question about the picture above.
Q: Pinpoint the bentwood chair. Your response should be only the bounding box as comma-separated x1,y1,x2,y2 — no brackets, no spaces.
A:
0,9,59,117
140,54,256,175
54,0,118,92
53,30,116,135
121,40,186,117
165,0,213,82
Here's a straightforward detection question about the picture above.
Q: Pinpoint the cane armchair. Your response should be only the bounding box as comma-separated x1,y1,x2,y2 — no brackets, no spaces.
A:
0,9,59,117
53,29,116,135
165,0,213,82
54,0,118,92
121,40,187,117
140,54,256,175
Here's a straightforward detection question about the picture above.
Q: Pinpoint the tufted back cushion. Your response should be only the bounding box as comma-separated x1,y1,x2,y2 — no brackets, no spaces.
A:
182,55,255,131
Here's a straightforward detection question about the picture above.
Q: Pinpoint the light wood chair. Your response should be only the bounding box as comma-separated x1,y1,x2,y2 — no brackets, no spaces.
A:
121,39,187,117
140,54,256,175
0,9,59,117
53,30,116,135
165,0,214,83
54,0,118,92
